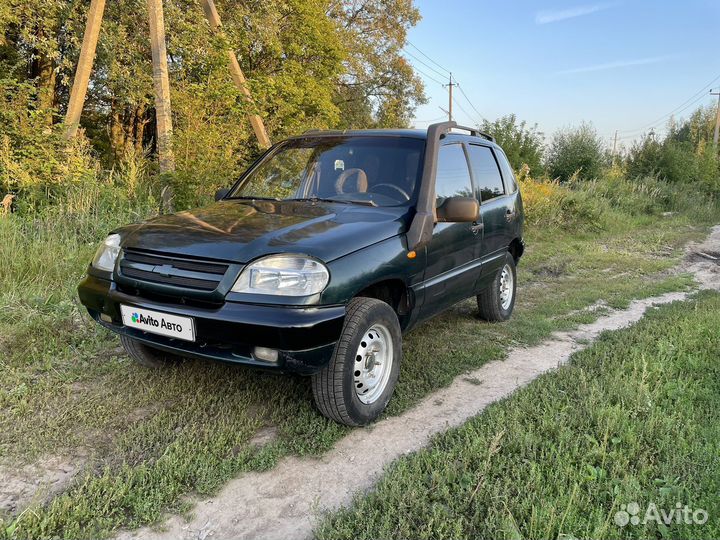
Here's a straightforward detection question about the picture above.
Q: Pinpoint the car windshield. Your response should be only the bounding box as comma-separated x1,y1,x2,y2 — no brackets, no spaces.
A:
228,136,425,207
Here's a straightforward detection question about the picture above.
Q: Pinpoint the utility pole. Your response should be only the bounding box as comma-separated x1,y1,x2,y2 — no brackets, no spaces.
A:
612,130,618,155
64,0,106,139
200,0,270,149
611,130,618,166
711,89,720,148
443,73,456,122
147,0,175,212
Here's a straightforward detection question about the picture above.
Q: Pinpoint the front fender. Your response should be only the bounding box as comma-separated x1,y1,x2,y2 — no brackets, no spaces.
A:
319,235,425,305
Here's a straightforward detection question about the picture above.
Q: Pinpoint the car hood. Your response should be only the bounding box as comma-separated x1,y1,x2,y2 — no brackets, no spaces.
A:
119,200,409,263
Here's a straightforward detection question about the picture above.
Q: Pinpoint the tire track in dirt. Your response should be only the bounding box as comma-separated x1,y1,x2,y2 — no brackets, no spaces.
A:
119,226,720,540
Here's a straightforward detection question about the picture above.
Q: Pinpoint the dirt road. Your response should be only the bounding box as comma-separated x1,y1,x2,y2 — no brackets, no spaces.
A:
119,226,720,540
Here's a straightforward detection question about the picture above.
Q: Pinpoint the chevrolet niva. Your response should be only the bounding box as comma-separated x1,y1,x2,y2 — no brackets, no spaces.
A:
78,121,524,426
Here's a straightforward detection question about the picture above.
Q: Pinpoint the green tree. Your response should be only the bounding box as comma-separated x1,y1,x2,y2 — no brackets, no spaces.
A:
1,0,426,207
625,106,719,192
329,0,426,128
480,114,544,173
545,122,604,181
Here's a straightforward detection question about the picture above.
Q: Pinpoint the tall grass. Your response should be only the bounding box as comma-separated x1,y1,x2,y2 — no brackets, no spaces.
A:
517,164,719,231
0,171,158,305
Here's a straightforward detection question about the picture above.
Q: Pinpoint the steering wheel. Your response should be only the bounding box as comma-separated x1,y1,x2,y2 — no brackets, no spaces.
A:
335,168,368,194
371,183,411,202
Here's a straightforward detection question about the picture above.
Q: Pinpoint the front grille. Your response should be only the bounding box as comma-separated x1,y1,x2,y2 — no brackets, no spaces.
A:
119,249,229,291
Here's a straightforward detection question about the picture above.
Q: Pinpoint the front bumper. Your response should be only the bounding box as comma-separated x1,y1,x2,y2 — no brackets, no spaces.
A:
77,274,345,374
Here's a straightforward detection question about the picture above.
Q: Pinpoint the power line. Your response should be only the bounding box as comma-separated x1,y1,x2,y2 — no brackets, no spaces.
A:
409,38,718,140
406,41,451,75
413,113,447,124
614,90,714,141
411,65,445,86
404,40,489,126
402,48,448,79
457,84,489,124
452,95,479,125
619,72,720,134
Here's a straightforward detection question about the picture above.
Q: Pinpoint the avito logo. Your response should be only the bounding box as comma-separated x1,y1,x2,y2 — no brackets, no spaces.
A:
130,312,160,327
130,311,184,333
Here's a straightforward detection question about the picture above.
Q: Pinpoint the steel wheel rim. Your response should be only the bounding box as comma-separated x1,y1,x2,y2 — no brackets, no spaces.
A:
499,264,514,310
353,323,393,404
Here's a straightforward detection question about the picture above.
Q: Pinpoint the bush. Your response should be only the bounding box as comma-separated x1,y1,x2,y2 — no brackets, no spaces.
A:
480,114,544,174
517,165,609,231
626,136,719,194
545,122,605,182
516,166,565,227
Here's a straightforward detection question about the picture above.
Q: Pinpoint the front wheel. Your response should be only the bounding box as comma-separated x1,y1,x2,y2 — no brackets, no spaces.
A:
477,252,517,322
311,297,402,426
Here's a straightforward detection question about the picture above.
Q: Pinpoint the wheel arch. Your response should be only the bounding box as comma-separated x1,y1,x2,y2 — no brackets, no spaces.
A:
355,278,414,329
508,237,524,264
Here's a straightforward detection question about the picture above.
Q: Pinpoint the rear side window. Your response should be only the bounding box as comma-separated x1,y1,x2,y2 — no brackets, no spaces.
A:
435,143,473,207
467,144,505,202
496,148,518,194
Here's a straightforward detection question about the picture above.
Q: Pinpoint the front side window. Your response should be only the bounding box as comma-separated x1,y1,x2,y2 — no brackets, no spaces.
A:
467,144,505,202
435,143,473,207
229,136,424,207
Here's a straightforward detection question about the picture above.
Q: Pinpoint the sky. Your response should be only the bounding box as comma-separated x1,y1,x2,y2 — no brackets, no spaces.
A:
407,0,720,149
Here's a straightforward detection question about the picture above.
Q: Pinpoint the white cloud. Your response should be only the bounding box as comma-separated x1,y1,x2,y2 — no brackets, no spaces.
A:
556,56,672,75
535,2,618,24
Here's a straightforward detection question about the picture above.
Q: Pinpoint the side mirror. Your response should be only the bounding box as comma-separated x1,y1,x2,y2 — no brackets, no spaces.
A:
215,188,230,201
436,196,479,223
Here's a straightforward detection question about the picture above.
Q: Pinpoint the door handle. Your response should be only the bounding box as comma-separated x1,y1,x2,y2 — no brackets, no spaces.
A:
470,222,484,234
505,208,516,221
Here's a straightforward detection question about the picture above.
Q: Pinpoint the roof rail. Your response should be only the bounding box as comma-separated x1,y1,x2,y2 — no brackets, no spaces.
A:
447,123,495,142
419,121,494,142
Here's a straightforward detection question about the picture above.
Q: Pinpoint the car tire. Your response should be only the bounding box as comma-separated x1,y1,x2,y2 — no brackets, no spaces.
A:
477,251,517,322
120,335,182,368
311,297,402,427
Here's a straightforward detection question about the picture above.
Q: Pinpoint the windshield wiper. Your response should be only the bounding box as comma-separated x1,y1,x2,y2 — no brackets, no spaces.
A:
228,196,281,201
294,196,377,207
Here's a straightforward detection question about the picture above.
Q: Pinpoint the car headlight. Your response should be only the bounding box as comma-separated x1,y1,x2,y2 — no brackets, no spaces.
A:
91,234,121,272
231,254,329,296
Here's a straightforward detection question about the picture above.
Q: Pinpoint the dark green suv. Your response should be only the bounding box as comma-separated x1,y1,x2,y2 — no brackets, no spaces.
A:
78,121,524,426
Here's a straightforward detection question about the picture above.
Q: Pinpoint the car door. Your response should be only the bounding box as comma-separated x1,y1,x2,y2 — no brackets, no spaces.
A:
495,147,524,245
419,142,483,318
466,144,510,288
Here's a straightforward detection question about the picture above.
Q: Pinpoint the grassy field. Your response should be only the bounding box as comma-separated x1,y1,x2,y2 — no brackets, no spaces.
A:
0,196,716,538
316,290,720,540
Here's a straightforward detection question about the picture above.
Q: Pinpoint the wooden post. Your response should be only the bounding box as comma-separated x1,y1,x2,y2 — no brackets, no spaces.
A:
64,0,106,139
711,90,720,149
147,0,175,211
200,0,271,149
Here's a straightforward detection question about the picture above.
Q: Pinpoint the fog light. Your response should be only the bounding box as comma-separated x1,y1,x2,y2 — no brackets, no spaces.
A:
100,313,112,323
253,346,279,363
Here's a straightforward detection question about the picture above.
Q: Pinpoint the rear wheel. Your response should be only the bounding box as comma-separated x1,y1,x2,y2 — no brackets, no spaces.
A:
477,252,517,322
120,335,182,368
311,297,402,426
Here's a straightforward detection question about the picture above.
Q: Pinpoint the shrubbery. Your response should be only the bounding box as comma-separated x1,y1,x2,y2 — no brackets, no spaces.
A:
626,137,719,194
518,163,718,232
480,114,544,173
545,122,605,182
